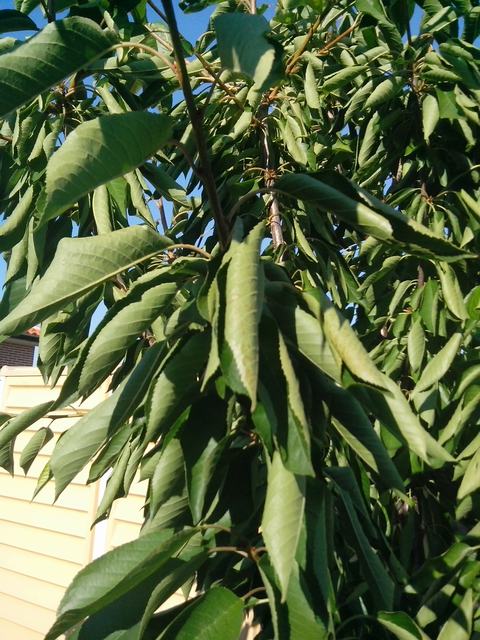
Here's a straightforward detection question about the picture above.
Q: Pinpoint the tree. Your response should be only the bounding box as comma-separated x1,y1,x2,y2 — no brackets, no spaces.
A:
1,0,480,636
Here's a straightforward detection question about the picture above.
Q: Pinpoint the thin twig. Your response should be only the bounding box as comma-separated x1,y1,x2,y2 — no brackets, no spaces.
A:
169,243,211,258
115,42,178,78
242,587,266,601
195,52,244,110
146,26,174,53
0,133,12,143
267,16,322,103
287,16,322,73
155,198,169,233
317,16,361,56
147,0,167,21
161,0,230,250
259,118,284,249
209,546,250,558
198,523,232,534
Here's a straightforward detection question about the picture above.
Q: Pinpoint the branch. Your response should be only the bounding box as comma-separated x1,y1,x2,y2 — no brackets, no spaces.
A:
146,0,167,22
161,0,230,250
168,243,211,259
195,52,244,110
115,42,178,78
317,16,361,56
267,16,321,103
259,118,284,249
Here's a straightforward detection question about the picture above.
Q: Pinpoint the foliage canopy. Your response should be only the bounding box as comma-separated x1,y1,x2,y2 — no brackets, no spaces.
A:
1,0,480,637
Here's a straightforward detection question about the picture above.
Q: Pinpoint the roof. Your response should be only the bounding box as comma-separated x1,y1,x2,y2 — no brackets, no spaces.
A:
24,327,40,338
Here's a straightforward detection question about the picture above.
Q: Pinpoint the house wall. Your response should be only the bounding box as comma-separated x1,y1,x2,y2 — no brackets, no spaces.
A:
0,367,152,639
0,340,36,367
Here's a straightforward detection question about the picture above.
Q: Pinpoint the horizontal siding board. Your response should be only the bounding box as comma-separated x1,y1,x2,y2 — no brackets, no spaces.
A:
0,616,43,640
0,543,81,588
0,519,91,563
0,473,94,511
0,567,64,611
0,592,56,634
0,497,92,536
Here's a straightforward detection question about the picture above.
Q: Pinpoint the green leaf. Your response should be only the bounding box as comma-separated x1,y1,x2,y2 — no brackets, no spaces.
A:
413,333,462,395
0,184,34,252
137,552,207,639
315,373,404,490
275,173,469,259
408,319,426,373
0,401,52,452
78,281,177,394
44,528,196,640
323,65,366,92
0,17,113,118
19,426,53,475
181,396,227,523
436,262,468,320
304,62,320,110
43,112,173,221
458,448,480,500
365,77,400,110
422,94,440,141
0,10,37,33
215,14,283,92
0,226,171,339
262,451,306,600
150,438,185,516
285,562,328,639
160,587,244,640
222,221,264,407
334,485,395,610
437,588,473,640
378,611,430,639
146,333,209,441
50,344,164,497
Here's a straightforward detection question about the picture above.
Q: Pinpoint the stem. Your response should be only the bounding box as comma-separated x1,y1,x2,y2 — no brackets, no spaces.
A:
259,119,284,249
267,15,322,103
155,198,168,234
209,546,250,558
169,243,211,258
147,0,167,21
286,16,322,73
318,16,361,56
115,42,177,77
242,586,266,601
161,0,230,250
195,52,244,110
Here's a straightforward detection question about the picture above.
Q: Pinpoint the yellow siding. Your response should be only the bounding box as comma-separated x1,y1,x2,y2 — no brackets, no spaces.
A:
0,366,185,640
0,367,106,639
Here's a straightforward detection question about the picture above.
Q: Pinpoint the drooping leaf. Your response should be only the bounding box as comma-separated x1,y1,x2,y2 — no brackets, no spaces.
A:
78,281,177,394
262,451,306,600
215,14,283,92
0,9,37,33
222,221,265,407
50,344,164,497
160,587,244,640
413,333,462,395
378,611,430,640
44,528,197,640
0,226,172,338
43,112,173,221
422,94,440,141
275,173,469,259
19,426,53,474
146,332,209,441
0,17,113,118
